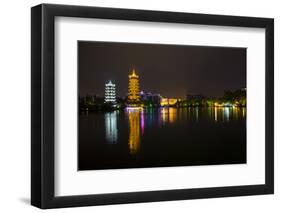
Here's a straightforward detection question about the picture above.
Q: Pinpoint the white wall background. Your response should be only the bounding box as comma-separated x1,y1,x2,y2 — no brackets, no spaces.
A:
0,0,279,212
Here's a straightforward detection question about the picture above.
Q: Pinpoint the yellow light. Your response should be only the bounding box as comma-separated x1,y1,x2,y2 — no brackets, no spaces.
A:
168,107,176,123
160,98,178,106
128,110,140,155
126,106,143,111
128,69,140,105
214,102,223,107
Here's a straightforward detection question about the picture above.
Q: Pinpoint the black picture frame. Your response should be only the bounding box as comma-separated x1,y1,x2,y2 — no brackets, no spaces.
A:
31,3,274,209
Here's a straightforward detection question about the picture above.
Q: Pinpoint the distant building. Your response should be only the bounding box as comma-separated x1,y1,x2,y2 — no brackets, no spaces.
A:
140,91,162,105
160,98,179,107
186,94,206,106
186,94,206,101
104,80,116,103
127,69,140,106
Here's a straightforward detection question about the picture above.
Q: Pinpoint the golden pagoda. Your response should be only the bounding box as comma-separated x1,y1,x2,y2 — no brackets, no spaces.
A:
127,69,140,106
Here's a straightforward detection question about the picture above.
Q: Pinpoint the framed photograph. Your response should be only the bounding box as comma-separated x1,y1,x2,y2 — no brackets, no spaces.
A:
31,4,274,209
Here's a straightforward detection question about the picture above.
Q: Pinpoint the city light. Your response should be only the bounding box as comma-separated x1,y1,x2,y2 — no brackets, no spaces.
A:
104,80,116,103
127,69,140,106
80,68,246,112
105,111,118,144
128,110,141,155
160,98,179,107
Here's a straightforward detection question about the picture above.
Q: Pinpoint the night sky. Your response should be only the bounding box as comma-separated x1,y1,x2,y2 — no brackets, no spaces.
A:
78,41,246,98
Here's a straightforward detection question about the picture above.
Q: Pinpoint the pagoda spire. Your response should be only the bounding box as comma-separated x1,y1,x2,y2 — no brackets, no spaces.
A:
131,69,137,77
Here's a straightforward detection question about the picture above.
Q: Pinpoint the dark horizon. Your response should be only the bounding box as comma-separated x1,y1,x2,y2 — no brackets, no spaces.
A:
78,41,246,98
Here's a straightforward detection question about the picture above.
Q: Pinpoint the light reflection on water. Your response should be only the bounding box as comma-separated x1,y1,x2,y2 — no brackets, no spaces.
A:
104,107,246,155
161,107,177,124
128,110,141,155
105,111,118,144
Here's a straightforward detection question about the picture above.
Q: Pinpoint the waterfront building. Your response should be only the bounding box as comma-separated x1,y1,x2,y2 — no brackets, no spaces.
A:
186,94,206,106
140,91,162,106
160,98,179,107
104,80,116,103
127,69,140,106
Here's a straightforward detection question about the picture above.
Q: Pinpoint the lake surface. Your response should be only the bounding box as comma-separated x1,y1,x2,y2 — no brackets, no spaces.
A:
78,107,246,170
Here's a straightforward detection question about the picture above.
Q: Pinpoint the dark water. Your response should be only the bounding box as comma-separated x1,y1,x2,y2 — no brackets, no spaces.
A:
78,107,246,170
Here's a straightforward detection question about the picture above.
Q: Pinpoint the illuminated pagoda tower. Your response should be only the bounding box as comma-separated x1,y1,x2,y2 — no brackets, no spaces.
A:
127,69,140,106
104,80,116,103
